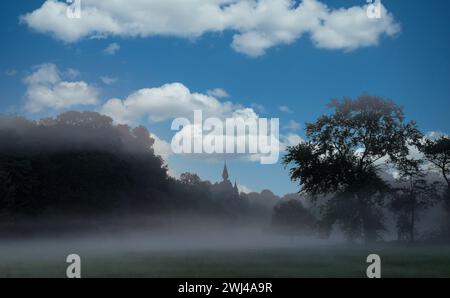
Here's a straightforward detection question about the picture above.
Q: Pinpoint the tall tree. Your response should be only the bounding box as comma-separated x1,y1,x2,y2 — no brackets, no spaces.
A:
419,136,450,239
390,156,439,242
283,95,421,242
419,137,450,209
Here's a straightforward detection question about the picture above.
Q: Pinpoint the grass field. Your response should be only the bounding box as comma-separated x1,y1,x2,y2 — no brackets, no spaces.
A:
1,238,450,278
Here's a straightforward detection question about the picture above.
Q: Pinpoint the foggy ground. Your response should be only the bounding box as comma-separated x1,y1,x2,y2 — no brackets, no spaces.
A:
1,219,449,278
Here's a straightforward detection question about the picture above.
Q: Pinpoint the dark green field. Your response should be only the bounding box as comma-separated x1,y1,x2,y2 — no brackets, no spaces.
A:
1,239,449,278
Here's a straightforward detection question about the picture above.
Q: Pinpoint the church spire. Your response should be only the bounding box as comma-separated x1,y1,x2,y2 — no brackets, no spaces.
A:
222,161,229,181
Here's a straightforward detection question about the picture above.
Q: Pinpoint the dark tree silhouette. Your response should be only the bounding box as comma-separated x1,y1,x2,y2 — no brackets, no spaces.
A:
283,95,421,242
419,136,450,239
0,112,261,233
0,112,169,219
420,137,450,209
390,156,439,242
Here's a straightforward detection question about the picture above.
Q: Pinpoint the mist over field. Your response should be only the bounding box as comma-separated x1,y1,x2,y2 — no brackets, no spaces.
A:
0,213,346,278
1,219,449,278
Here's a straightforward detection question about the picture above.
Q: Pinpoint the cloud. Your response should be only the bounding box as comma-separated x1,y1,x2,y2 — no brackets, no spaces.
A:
23,63,99,113
103,42,120,55
5,69,18,77
101,82,242,124
100,81,305,164
425,131,448,141
99,82,283,163
310,4,400,50
65,68,80,79
206,88,229,98
21,0,400,57
100,76,118,85
281,133,304,148
284,120,301,131
237,184,252,194
150,133,172,160
279,105,293,113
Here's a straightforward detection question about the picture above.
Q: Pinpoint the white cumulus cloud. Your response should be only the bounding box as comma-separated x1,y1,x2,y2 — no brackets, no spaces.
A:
100,82,242,124
103,42,120,55
206,88,230,98
24,63,99,113
99,81,306,164
21,0,400,57
150,133,172,160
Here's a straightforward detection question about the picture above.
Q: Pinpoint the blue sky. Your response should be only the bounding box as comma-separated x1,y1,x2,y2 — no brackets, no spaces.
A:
0,0,449,195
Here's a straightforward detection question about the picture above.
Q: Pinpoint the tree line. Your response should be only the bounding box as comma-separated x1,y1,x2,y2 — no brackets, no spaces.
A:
0,112,288,232
1,96,449,243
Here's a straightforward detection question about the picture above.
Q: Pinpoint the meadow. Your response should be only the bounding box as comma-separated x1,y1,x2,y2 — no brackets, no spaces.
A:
1,235,449,278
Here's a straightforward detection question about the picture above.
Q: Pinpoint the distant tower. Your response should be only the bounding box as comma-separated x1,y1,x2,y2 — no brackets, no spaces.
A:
234,180,239,193
222,161,229,181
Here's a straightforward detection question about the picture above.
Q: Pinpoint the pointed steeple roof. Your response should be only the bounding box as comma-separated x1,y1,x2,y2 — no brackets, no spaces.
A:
222,161,229,181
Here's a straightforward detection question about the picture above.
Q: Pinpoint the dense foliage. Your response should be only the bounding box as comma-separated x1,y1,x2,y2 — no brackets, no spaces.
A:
284,95,449,242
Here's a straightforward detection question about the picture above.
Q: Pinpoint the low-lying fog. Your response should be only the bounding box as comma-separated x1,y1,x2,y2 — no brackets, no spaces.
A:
0,216,346,263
